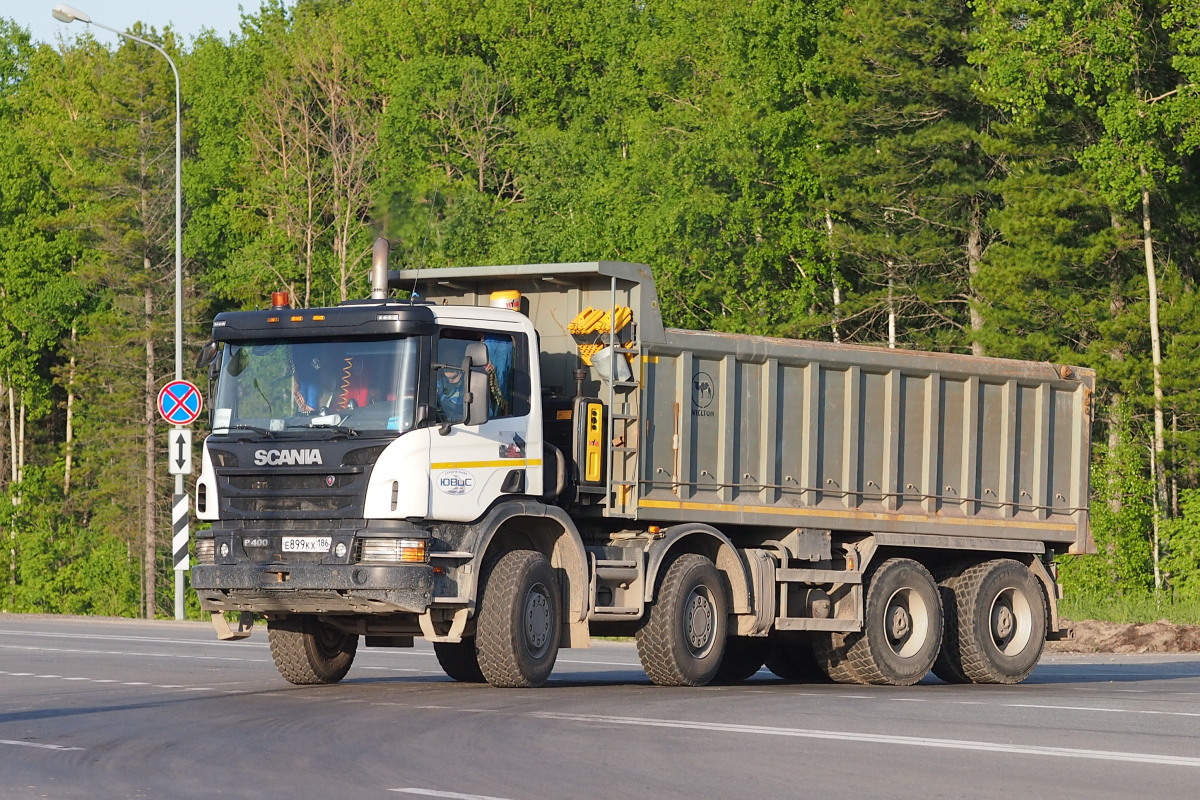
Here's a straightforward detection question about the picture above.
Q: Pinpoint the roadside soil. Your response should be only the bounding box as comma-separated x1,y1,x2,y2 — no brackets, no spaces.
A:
1048,618,1200,654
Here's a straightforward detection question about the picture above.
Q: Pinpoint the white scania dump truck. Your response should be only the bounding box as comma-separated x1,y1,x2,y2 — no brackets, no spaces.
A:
191,243,1094,688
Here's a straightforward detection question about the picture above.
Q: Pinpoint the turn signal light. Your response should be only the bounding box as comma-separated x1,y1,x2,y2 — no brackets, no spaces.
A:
357,538,428,564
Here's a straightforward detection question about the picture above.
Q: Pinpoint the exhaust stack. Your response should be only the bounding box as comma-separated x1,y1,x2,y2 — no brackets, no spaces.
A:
370,237,390,300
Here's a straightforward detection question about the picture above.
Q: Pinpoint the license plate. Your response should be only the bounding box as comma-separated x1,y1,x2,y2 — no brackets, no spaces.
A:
281,536,332,553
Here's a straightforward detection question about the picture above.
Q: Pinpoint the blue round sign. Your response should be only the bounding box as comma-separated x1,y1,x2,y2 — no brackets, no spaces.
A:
158,380,203,425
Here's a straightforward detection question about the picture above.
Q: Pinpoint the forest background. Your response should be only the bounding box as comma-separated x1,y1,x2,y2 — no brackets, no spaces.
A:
2,0,1200,621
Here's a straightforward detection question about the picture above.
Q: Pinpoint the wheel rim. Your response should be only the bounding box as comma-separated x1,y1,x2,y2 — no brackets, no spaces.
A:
523,581,552,659
883,586,930,659
313,622,346,657
989,586,1033,656
683,585,716,658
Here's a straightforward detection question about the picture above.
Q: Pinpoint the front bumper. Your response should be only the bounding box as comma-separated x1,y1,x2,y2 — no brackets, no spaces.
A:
192,563,435,614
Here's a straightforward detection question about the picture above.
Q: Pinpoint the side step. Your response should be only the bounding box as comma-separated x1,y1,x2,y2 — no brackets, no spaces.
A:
589,554,645,621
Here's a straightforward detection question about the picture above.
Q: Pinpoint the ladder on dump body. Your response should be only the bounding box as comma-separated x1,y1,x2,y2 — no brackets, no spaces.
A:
605,279,640,519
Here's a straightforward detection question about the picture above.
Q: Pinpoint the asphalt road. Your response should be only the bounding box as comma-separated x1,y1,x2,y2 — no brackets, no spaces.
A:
1,614,1199,800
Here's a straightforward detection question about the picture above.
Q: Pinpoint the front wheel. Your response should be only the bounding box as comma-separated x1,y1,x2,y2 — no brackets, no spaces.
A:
267,615,358,685
475,550,562,688
637,554,728,686
433,639,486,683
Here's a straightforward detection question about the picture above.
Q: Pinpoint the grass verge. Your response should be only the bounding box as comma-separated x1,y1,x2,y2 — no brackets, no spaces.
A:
1060,592,1200,625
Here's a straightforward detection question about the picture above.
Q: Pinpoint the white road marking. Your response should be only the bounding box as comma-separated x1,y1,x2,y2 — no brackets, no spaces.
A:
0,628,268,649
0,642,434,675
1003,702,1200,718
556,657,642,667
529,711,1200,768
0,738,85,752
389,789,513,800
0,671,212,692
795,691,1200,718
0,642,272,665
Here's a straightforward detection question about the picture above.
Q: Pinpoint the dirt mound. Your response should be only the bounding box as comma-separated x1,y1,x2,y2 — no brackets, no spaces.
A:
1048,618,1200,654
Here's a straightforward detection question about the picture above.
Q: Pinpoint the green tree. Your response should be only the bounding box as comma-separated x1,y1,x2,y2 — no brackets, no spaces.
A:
20,27,185,617
808,0,1002,352
975,0,1200,590
1060,402,1155,601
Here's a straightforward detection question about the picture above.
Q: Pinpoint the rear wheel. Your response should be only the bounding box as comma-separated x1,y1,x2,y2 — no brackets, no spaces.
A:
267,615,358,685
940,559,1047,684
765,632,828,682
475,550,562,688
812,632,864,684
932,563,970,684
714,636,770,683
637,554,728,686
841,558,943,686
433,639,486,683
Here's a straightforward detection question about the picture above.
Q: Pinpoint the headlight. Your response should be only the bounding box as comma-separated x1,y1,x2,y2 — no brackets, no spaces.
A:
356,538,428,564
195,539,215,563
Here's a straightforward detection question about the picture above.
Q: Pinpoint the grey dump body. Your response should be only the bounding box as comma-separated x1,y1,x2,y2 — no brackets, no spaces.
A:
399,261,1093,556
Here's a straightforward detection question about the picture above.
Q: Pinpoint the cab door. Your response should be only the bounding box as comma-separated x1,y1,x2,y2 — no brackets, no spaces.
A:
427,324,541,521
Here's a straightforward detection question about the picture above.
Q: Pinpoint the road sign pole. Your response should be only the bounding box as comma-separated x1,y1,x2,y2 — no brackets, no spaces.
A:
158,381,200,622
174,471,186,620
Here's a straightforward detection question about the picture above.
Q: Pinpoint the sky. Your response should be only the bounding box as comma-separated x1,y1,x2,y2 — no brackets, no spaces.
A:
2,1,284,47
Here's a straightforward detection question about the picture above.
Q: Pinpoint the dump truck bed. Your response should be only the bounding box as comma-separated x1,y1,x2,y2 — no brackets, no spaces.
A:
398,261,1093,555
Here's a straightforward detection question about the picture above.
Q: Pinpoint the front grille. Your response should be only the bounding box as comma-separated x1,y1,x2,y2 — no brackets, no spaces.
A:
230,496,352,513
209,439,388,521
216,467,368,519
227,474,356,491
216,518,365,532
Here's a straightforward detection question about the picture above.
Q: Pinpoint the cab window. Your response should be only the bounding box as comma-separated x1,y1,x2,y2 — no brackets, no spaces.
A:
436,329,529,419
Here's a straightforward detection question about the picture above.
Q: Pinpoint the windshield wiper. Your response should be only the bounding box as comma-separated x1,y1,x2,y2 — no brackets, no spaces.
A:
301,423,360,438
217,424,276,439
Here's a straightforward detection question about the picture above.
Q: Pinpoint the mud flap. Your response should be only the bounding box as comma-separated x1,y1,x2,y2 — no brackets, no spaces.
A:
212,611,255,640
418,607,471,643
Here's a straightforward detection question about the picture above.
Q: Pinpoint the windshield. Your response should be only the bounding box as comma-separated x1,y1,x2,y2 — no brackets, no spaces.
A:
212,337,420,436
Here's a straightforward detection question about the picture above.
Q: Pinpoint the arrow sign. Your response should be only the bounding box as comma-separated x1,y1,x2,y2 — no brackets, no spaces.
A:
168,428,193,476
157,380,203,426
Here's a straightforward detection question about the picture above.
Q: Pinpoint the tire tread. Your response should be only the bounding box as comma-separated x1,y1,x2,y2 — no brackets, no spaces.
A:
267,616,357,685
476,550,560,688
636,554,726,686
841,558,942,686
950,559,1046,685
434,639,486,683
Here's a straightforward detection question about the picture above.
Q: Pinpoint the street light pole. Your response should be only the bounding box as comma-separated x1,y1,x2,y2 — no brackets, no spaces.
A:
52,4,187,621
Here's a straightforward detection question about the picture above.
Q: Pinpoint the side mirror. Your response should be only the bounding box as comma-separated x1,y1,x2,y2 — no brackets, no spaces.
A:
466,368,489,426
464,341,489,368
196,341,219,368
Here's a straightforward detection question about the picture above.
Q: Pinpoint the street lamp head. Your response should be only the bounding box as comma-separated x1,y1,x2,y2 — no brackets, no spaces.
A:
51,4,91,24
